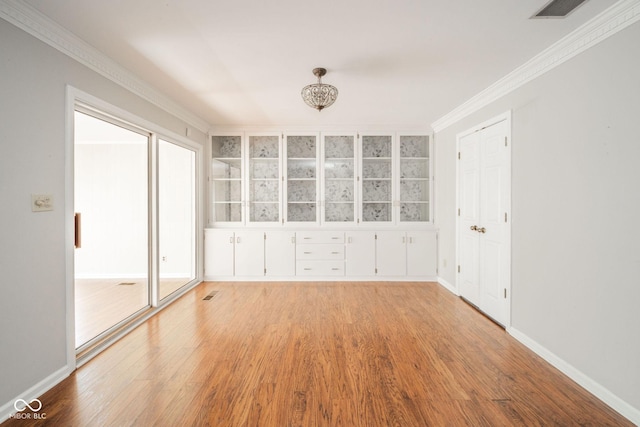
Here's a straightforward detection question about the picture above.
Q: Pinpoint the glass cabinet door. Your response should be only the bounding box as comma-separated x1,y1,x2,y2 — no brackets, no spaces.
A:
399,135,430,222
285,134,318,223
361,135,393,223
211,135,243,223
248,134,281,223
323,134,356,223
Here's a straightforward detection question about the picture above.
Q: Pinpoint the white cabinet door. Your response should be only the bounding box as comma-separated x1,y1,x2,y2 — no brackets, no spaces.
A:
265,231,296,276
407,230,437,277
345,231,376,276
376,231,406,276
204,229,234,277
234,230,264,276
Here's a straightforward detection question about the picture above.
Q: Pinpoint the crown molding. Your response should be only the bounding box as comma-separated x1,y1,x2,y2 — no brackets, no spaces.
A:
0,0,210,133
432,0,640,133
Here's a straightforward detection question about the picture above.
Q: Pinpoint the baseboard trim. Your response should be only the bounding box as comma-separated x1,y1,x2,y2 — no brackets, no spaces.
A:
508,326,640,425
0,365,72,423
204,276,439,282
437,277,458,295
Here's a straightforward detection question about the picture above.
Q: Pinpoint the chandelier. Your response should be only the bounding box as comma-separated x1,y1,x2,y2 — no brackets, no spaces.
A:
301,68,338,111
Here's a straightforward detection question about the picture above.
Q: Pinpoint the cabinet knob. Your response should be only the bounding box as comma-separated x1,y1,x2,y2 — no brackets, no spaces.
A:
470,225,478,231
478,227,486,234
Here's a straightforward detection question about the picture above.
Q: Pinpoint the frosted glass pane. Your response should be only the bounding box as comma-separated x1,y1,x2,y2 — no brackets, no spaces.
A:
325,160,353,178
250,203,279,222
212,135,241,158
400,203,429,222
213,180,241,202
288,159,316,178
325,203,354,222
288,180,315,202
326,180,354,202
325,135,354,158
250,180,279,202
363,203,391,222
287,135,316,158
362,135,392,157
250,135,279,158
400,180,428,202
287,203,316,222
212,158,241,179
399,135,429,157
251,160,278,179
214,202,242,222
363,180,391,202
400,159,428,179
363,160,391,179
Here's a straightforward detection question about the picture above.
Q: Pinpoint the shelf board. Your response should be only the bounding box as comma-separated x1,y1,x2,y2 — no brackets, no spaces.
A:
400,157,429,160
287,178,316,181
325,201,354,204
324,157,354,161
250,157,279,160
362,157,392,160
287,201,317,204
288,157,316,161
363,201,392,204
400,177,430,181
250,201,279,204
363,178,391,181
250,178,279,181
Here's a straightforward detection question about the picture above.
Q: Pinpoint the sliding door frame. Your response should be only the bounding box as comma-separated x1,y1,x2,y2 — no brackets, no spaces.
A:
65,86,203,369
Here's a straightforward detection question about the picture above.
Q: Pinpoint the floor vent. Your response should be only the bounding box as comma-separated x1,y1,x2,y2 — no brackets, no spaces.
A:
117,282,136,286
532,0,588,18
203,291,218,301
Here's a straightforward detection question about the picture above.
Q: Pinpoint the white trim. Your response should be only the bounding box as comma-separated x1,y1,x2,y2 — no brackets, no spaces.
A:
204,276,439,282
508,327,640,425
0,365,71,423
432,0,640,133
437,277,458,295
0,0,209,133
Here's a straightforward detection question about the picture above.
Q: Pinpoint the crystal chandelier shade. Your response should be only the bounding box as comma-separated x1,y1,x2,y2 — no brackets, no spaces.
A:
301,68,338,111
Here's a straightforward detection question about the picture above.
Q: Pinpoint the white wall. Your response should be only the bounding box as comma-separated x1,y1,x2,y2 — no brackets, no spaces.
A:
0,17,206,414
435,20,640,418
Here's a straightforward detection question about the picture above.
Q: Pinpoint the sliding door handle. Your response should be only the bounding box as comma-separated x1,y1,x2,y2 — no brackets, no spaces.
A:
74,213,81,248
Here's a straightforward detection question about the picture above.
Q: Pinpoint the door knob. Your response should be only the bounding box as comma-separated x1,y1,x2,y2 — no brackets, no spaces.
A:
470,225,478,231
478,227,486,233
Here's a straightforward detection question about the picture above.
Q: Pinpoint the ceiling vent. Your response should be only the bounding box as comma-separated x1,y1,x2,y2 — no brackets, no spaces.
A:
532,0,588,18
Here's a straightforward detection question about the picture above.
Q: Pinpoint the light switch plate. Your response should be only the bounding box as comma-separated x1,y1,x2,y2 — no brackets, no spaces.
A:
32,194,53,212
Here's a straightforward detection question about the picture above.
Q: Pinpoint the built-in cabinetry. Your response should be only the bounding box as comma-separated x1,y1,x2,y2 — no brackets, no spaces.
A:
204,229,437,280
209,132,431,226
207,131,434,280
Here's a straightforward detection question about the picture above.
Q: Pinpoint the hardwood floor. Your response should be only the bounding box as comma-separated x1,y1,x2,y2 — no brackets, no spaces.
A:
75,278,191,347
4,282,631,426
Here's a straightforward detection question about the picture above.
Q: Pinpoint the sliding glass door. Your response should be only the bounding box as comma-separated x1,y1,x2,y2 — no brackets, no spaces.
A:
158,139,196,300
74,110,150,348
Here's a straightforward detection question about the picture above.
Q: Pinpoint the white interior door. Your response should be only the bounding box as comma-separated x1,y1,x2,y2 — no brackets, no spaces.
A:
458,116,510,326
458,132,481,305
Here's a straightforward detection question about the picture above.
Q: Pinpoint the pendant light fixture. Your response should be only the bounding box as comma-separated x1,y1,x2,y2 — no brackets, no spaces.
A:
301,68,338,111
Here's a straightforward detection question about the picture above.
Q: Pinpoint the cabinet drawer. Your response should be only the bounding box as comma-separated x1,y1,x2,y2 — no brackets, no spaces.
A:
297,231,344,244
297,260,345,276
296,244,344,260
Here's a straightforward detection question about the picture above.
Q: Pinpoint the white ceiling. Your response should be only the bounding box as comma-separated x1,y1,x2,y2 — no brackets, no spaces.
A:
24,0,617,128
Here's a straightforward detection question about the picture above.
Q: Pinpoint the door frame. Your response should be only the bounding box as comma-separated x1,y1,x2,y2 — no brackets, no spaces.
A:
455,110,512,327
65,86,204,369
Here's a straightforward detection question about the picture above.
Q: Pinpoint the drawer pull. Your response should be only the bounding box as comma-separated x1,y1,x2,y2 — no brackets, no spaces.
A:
303,237,312,240
331,268,340,271
304,268,312,271
304,251,312,254
331,237,340,240
331,252,340,254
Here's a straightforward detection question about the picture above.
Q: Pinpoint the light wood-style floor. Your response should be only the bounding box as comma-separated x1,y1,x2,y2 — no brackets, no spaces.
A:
5,281,631,426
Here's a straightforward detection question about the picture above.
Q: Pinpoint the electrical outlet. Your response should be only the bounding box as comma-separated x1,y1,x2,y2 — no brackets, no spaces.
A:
32,194,53,212
162,256,167,262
